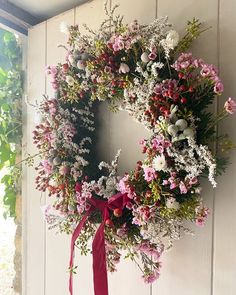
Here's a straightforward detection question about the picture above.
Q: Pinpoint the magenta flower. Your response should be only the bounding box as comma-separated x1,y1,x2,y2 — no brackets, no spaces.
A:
224,97,236,114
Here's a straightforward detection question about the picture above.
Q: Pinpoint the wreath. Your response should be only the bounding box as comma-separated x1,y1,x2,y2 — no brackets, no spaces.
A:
32,3,235,294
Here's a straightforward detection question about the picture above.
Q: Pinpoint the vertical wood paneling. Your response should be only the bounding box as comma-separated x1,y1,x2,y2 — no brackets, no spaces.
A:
153,1,218,295
214,1,236,294
45,9,75,295
26,23,46,295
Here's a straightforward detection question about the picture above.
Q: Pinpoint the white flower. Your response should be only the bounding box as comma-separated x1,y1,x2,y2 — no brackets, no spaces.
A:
175,119,188,131
183,127,195,138
166,197,180,210
119,63,130,74
141,52,150,63
68,54,74,64
152,154,167,171
165,30,179,49
167,124,178,136
60,22,69,35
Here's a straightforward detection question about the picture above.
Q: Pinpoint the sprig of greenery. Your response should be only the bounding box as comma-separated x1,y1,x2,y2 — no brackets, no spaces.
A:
0,29,23,218
176,18,210,53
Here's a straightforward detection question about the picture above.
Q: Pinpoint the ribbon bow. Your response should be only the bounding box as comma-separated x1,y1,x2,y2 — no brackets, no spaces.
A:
69,192,129,295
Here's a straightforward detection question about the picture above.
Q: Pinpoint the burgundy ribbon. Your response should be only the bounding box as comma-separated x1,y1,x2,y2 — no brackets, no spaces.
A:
69,192,129,295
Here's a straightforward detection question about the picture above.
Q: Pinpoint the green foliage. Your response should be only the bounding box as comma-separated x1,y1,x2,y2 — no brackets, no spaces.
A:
0,28,23,218
176,18,209,52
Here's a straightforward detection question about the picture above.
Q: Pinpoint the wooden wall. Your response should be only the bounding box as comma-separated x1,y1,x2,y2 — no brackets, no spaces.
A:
24,0,236,294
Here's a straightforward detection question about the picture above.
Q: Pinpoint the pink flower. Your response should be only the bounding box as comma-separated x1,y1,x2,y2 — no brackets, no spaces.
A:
224,97,236,114
117,224,128,237
196,217,206,227
51,82,58,90
142,269,161,284
118,174,136,199
188,177,198,185
41,160,53,175
179,181,187,194
200,65,211,77
143,166,156,182
214,81,224,94
59,164,70,175
195,206,210,227
137,242,163,262
148,51,157,60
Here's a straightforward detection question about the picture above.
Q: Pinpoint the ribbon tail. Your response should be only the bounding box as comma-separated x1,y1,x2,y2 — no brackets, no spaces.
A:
69,209,92,295
92,222,109,295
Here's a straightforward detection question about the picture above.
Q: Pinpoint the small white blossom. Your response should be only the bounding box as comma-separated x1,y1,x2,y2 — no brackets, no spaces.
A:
119,63,130,74
166,197,180,210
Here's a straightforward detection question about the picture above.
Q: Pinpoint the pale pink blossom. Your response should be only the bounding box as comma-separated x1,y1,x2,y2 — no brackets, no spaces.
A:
143,166,156,182
143,269,161,284
59,164,70,175
118,174,136,199
179,181,188,194
148,51,157,60
214,81,224,94
119,63,130,74
224,97,236,114
41,160,53,175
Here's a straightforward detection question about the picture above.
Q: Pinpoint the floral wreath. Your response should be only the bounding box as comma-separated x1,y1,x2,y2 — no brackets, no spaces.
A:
32,3,236,294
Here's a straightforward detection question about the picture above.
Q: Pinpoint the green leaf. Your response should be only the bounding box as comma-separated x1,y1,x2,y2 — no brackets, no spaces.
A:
0,66,7,85
3,32,14,44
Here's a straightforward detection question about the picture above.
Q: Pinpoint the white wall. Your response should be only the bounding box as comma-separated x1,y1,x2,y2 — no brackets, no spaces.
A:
24,0,236,294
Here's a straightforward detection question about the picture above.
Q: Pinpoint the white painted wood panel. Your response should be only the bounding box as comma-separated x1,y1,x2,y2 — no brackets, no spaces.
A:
214,1,236,294
25,22,46,295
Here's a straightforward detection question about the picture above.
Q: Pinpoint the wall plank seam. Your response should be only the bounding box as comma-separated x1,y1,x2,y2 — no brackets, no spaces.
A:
44,20,48,295
211,1,221,295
